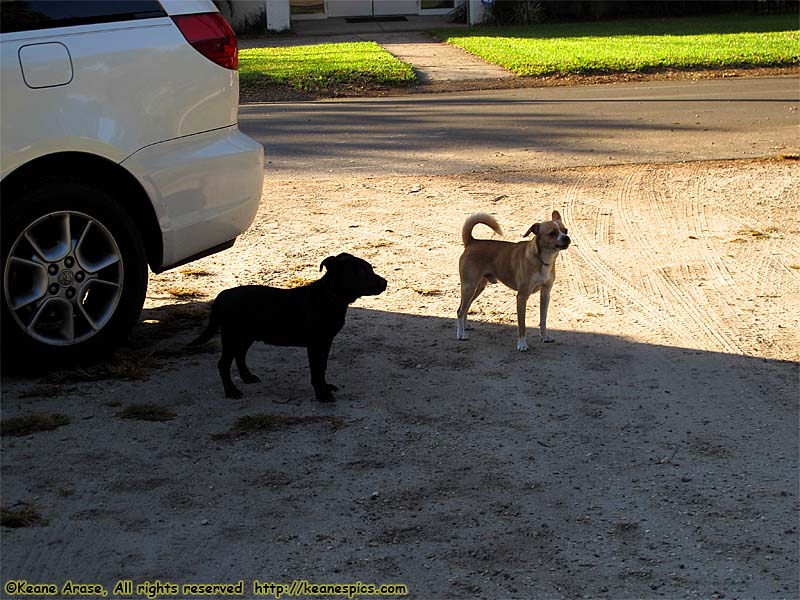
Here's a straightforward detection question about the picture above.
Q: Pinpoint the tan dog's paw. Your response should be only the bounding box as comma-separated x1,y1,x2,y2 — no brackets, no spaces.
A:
517,337,529,352
456,319,470,340
541,335,555,343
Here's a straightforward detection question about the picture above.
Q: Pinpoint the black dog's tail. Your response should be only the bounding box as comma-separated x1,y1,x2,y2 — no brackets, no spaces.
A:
189,298,221,346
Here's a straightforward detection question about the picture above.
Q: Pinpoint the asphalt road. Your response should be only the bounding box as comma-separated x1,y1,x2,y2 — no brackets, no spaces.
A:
239,76,800,178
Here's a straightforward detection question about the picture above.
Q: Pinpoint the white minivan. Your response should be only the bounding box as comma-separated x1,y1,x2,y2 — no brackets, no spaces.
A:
0,0,264,367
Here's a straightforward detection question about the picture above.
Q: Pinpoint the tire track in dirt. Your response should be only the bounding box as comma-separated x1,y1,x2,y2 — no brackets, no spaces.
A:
558,204,617,318
615,166,743,354
694,165,800,282
735,234,800,348
560,169,700,348
8,524,52,581
750,251,792,357
588,205,619,313
646,166,749,353
769,254,800,285
10,515,113,584
684,177,736,289
673,170,754,354
557,162,796,355
684,163,799,356
739,230,800,289
728,242,794,358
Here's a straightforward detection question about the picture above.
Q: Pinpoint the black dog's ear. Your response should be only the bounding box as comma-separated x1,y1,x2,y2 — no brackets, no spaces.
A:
320,256,337,272
523,223,540,238
320,253,358,271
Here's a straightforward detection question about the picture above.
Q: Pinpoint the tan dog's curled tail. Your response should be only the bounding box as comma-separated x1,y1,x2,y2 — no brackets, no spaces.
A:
462,212,503,246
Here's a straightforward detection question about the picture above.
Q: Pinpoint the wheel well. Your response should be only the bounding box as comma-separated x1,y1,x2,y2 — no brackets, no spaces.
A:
1,152,163,270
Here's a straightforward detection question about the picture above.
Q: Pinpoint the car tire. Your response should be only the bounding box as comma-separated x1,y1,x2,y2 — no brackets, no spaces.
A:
1,180,148,370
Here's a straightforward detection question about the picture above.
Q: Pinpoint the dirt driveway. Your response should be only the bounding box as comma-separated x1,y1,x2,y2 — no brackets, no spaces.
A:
2,121,799,597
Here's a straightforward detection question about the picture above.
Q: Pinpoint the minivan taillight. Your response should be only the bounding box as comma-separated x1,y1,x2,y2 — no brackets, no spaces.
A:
172,13,238,70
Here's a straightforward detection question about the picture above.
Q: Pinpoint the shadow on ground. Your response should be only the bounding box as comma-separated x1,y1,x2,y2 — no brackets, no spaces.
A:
1,305,797,598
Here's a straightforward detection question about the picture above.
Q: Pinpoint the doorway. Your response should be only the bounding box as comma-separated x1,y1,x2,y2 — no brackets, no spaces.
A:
290,0,325,20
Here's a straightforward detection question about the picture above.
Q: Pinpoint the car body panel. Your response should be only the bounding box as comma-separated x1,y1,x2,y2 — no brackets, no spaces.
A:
18,41,73,88
0,0,264,273
0,19,239,180
159,0,220,16
121,126,264,269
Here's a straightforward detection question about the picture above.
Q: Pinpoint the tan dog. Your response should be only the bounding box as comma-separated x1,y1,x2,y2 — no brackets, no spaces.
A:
456,211,570,351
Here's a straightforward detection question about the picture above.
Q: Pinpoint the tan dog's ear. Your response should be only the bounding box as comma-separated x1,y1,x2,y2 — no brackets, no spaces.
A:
552,210,562,222
320,256,336,272
523,223,540,238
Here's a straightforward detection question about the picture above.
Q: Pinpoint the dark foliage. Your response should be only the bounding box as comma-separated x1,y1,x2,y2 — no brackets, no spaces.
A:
487,0,799,25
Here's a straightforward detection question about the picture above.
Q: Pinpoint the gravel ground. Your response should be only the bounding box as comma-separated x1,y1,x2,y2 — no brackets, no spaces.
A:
2,154,798,598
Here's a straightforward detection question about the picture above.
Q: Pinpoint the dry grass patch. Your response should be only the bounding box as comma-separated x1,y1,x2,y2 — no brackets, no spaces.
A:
414,288,445,297
17,384,77,399
140,303,209,342
168,304,208,321
117,404,177,422
355,239,393,250
180,267,215,278
43,350,158,382
736,227,780,240
212,413,345,441
1,504,47,528
144,302,208,324
284,275,316,289
1,413,70,437
166,286,205,300
38,307,212,382
287,263,315,272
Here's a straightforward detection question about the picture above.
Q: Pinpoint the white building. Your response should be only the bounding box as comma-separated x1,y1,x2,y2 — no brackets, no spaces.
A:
216,0,488,33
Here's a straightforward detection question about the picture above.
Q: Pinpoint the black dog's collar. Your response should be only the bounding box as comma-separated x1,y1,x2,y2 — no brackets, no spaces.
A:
324,288,350,305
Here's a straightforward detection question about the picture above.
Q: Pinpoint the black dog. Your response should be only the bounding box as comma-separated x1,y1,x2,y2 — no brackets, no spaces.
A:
191,253,387,401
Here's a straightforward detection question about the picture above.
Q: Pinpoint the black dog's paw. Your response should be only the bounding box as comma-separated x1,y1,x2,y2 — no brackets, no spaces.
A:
312,381,338,402
314,387,337,403
241,374,261,384
224,387,244,399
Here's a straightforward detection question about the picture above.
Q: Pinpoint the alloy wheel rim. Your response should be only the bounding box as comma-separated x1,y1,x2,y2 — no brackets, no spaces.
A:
4,211,124,346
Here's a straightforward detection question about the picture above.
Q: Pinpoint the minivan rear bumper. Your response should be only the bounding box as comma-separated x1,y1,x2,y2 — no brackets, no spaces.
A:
121,125,264,271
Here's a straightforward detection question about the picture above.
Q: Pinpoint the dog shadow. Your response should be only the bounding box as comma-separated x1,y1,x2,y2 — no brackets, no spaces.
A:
129,302,798,418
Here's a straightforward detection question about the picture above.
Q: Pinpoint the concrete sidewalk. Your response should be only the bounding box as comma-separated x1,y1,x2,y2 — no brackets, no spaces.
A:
373,32,512,83
239,19,512,83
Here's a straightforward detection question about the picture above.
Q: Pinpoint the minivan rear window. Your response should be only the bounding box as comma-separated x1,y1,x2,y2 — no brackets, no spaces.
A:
0,1,166,34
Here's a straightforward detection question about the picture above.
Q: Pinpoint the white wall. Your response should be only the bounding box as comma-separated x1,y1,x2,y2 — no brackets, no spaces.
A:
266,0,290,31
467,0,487,25
218,0,485,32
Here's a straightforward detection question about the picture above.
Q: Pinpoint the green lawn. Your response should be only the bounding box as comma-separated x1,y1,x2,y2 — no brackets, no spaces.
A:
435,14,799,77
239,41,416,92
